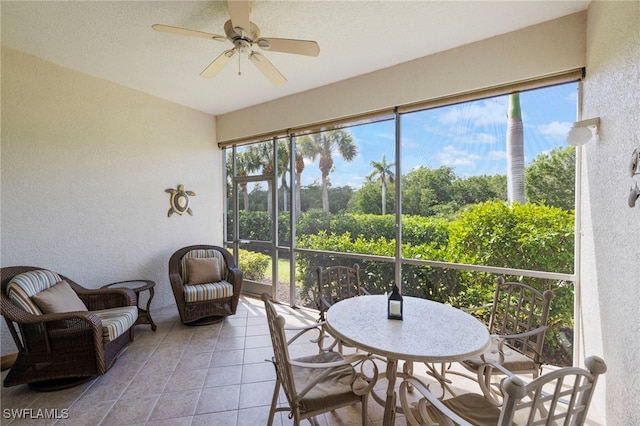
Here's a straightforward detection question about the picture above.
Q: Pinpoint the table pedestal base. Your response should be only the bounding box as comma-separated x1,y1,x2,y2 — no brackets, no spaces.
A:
382,358,398,425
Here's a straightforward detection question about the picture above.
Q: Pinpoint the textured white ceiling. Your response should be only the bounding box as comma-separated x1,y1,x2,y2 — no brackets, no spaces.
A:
1,1,590,116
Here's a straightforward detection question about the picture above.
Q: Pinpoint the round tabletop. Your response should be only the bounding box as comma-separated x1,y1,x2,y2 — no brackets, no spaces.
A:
102,280,155,292
325,295,490,362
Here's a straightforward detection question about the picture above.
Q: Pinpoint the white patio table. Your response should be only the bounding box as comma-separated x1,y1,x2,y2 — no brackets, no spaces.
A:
325,294,490,426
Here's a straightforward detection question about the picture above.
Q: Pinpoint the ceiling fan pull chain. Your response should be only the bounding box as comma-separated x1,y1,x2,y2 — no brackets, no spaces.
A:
238,53,242,76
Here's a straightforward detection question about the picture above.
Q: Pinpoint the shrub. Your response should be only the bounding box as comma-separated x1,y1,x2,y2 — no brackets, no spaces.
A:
445,201,575,359
238,249,270,281
297,209,332,235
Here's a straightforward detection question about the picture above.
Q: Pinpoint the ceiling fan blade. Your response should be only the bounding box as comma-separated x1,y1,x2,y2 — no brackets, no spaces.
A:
226,0,251,36
200,49,237,78
256,38,320,57
248,52,287,86
152,24,226,42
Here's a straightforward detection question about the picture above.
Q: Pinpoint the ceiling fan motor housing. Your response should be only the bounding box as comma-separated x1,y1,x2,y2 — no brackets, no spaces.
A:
224,20,260,54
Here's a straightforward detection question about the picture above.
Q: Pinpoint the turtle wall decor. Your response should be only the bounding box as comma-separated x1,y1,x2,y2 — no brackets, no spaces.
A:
165,184,196,217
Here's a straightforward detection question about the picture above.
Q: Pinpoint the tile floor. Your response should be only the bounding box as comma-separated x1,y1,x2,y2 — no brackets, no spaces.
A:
2,296,389,425
1,295,601,426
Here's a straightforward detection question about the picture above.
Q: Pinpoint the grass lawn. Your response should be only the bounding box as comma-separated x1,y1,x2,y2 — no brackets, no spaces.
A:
277,258,291,284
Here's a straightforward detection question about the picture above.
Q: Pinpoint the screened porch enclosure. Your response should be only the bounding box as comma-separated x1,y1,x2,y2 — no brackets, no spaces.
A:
224,80,579,366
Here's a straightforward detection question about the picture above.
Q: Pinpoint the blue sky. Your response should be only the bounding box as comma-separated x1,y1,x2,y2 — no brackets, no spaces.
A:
299,82,579,188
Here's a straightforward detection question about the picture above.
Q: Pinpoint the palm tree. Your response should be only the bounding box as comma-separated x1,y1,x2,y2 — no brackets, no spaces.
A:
247,143,276,215
234,151,257,211
506,92,526,204
368,154,395,214
298,129,357,213
277,139,291,212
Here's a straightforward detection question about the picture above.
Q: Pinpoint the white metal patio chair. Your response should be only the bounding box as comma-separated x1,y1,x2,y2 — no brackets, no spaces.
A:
261,293,377,426
401,355,606,426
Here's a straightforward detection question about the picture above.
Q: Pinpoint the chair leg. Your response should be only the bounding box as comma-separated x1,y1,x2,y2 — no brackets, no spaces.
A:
476,364,502,406
268,380,281,426
361,394,368,426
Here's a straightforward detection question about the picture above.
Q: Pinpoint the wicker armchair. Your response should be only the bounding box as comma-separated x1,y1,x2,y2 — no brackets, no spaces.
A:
168,245,242,325
1,266,138,390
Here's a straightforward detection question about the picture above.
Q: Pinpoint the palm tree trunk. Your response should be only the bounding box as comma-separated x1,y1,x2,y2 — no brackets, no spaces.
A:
295,154,304,221
267,181,273,215
321,173,329,213
295,171,302,220
319,153,333,213
507,93,526,204
381,182,387,215
281,173,288,212
241,183,249,211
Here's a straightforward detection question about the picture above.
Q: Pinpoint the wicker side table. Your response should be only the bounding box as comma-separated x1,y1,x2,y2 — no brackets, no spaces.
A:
102,280,157,331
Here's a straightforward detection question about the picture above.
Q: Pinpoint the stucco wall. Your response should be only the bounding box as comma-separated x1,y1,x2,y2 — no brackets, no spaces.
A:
579,1,640,424
1,47,223,354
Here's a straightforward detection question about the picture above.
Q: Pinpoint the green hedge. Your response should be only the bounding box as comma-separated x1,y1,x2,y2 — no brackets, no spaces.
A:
295,202,575,359
232,202,574,359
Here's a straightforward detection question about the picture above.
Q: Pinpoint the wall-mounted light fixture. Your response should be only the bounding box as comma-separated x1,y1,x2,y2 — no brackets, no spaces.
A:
630,148,640,209
566,117,600,146
629,183,640,208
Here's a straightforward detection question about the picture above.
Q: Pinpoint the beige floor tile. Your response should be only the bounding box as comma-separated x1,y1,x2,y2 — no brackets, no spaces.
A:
191,410,238,426
225,316,248,327
148,389,201,421
100,393,159,426
210,349,244,367
174,351,214,372
237,405,278,425
243,346,274,364
121,370,170,398
214,336,245,351
195,384,240,414
239,380,277,409
57,397,115,426
146,415,192,426
246,324,269,336
76,372,132,403
183,338,217,354
247,316,267,327
241,360,276,383
203,364,242,388
165,368,207,392
245,334,273,349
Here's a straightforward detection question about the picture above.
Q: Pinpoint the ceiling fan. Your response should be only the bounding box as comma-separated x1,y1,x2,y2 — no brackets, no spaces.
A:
152,1,320,86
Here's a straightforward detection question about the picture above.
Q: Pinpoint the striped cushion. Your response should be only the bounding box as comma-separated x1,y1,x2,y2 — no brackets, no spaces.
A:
93,306,138,343
6,270,63,315
183,281,234,303
180,249,226,283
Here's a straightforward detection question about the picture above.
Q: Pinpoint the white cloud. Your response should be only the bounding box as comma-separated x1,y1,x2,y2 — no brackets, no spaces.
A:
487,150,507,160
436,145,482,167
454,132,498,145
438,97,506,126
537,121,572,142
